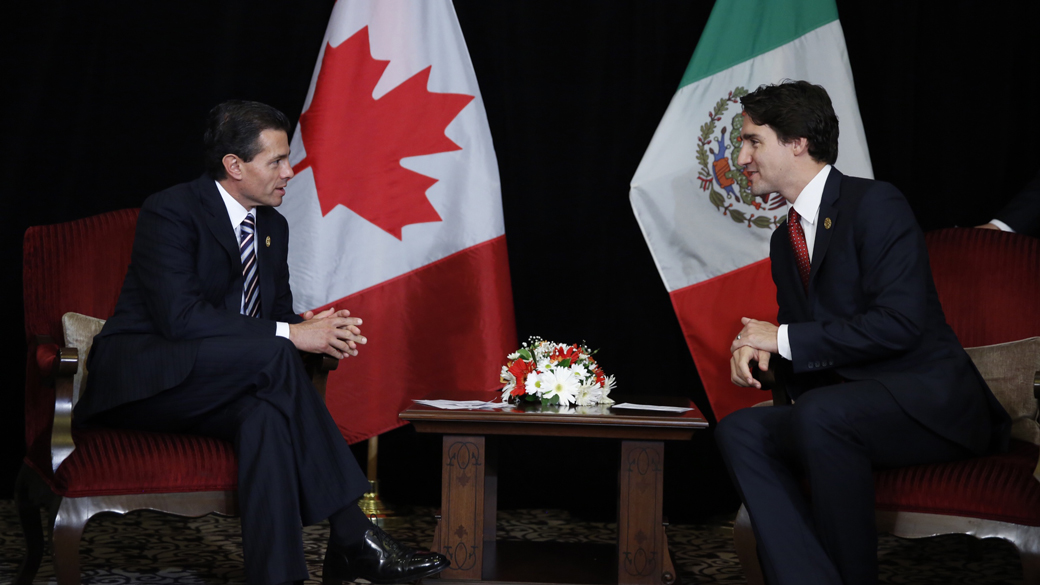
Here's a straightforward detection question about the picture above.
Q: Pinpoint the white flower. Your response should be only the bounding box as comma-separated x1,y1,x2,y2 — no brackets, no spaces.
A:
575,384,598,406
540,368,580,406
500,366,516,401
599,375,617,404
570,363,589,381
525,371,545,395
507,352,520,360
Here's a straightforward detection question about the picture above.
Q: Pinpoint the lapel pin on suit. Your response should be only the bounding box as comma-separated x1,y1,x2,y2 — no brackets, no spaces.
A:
824,217,833,229
265,236,271,247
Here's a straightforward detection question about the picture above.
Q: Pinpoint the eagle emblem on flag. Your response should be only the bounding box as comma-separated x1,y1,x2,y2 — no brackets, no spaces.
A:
695,86,786,230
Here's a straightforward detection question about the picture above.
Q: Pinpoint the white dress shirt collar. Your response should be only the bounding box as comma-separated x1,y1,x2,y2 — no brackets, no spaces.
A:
215,180,252,232
791,164,832,228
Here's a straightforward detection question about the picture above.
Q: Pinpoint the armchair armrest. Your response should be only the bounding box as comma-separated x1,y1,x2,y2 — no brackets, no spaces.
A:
751,353,792,406
301,352,339,402
36,335,80,474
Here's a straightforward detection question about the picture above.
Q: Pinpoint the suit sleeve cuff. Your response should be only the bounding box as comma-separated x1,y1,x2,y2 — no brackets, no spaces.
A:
989,219,1015,233
777,324,792,360
276,321,290,339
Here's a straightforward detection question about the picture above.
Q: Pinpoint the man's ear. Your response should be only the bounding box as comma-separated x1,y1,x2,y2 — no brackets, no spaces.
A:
222,154,242,180
789,137,810,157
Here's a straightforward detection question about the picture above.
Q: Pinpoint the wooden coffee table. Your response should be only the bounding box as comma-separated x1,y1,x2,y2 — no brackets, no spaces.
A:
399,393,708,585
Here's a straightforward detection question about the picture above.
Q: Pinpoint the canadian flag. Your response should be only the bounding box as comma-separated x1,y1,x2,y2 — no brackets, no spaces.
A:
280,0,516,442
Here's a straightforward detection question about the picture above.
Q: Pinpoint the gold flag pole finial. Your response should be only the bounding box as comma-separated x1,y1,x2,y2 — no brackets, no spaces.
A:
358,435,396,525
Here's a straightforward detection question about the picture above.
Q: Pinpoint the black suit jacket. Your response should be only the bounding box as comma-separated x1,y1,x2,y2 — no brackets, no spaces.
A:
770,168,1010,455
77,175,304,421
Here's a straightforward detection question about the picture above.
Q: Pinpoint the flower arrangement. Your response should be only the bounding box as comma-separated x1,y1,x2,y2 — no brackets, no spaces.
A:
500,337,616,406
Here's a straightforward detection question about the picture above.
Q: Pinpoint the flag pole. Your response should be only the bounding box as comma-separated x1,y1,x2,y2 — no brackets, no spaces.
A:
358,435,395,525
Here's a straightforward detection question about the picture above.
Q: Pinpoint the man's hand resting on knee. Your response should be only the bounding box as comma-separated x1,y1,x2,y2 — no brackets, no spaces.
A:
289,308,366,359
730,345,772,389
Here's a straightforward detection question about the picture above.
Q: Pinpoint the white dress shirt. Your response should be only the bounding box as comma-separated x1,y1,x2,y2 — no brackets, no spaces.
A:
215,181,290,339
776,165,831,360
988,218,1014,232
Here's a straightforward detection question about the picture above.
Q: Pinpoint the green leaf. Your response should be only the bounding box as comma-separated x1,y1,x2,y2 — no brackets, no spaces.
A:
549,395,560,405
729,209,746,223
752,215,774,229
517,348,533,361
559,358,571,367
709,189,725,210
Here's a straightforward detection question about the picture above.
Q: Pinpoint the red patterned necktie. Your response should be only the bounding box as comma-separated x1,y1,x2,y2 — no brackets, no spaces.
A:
788,207,810,292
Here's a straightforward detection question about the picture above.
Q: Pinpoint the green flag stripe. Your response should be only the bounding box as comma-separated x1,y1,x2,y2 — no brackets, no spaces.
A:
679,0,838,89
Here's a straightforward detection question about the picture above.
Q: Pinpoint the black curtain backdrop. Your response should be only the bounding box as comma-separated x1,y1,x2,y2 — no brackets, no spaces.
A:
3,1,1038,521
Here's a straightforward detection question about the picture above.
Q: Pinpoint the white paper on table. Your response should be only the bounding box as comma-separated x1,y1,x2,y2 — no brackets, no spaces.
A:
413,399,512,410
611,402,693,413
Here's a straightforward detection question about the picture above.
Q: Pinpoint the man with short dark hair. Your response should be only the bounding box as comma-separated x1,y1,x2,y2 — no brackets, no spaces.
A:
76,100,449,585
715,81,1010,585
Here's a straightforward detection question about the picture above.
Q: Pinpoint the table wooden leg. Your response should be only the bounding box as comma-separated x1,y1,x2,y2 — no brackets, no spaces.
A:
438,435,486,580
618,440,665,585
483,440,498,561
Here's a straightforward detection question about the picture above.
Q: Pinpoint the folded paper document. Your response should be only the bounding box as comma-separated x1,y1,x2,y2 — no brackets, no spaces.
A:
413,399,513,410
611,402,693,413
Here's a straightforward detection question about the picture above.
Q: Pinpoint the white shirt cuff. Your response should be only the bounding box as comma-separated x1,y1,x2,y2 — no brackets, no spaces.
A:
989,219,1015,233
276,321,290,339
777,324,792,360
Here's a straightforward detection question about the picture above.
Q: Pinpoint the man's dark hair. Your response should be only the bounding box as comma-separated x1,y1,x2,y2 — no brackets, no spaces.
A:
740,80,839,165
203,100,292,180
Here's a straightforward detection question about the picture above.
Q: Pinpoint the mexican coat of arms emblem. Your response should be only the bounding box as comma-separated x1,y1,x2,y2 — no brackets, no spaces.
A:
696,87,787,229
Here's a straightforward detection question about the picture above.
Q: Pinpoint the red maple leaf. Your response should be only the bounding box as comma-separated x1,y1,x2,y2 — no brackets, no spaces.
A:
293,27,474,239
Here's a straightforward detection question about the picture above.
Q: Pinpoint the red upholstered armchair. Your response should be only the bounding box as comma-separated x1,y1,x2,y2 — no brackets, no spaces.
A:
733,227,1040,584
17,209,336,585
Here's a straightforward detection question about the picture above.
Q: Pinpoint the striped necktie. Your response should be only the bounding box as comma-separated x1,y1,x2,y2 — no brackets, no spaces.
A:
240,213,261,317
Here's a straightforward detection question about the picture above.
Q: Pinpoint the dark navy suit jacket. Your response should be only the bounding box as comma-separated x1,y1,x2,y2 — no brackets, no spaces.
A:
77,175,304,421
771,168,1010,455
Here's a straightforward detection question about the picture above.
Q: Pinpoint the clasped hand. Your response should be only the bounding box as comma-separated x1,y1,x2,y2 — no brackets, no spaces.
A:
289,307,366,360
729,317,778,389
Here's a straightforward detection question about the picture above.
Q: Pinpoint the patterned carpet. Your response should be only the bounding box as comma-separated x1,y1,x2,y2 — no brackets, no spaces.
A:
0,500,1024,584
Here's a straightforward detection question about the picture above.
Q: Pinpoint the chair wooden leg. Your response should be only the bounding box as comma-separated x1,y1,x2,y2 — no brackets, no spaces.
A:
53,496,92,585
734,504,765,585
14,464,47,585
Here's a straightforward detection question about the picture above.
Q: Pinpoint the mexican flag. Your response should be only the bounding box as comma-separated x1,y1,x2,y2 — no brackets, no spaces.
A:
630,0,873,421
280,0,516,442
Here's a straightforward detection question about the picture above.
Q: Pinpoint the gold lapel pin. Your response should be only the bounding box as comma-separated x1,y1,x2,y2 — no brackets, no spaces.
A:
265,236,271,247
824,217,833,230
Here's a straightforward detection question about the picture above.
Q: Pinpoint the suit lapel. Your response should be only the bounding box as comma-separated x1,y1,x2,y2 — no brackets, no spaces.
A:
198,177,240,264
807,168,842,292
256,209,276,319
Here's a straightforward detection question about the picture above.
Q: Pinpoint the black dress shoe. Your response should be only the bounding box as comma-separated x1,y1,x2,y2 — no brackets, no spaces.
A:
323,526,450,584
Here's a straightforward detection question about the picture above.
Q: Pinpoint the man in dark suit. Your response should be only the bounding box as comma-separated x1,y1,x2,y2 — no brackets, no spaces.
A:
715,81,1010,585
75,101,448,585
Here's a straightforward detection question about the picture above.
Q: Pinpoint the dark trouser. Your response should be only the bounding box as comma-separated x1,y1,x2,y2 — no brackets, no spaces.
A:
715,380,970,585
93,336,369,585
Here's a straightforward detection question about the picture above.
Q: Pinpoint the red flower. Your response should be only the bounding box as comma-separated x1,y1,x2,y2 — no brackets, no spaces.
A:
551,345,583,365
507,359,535,396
